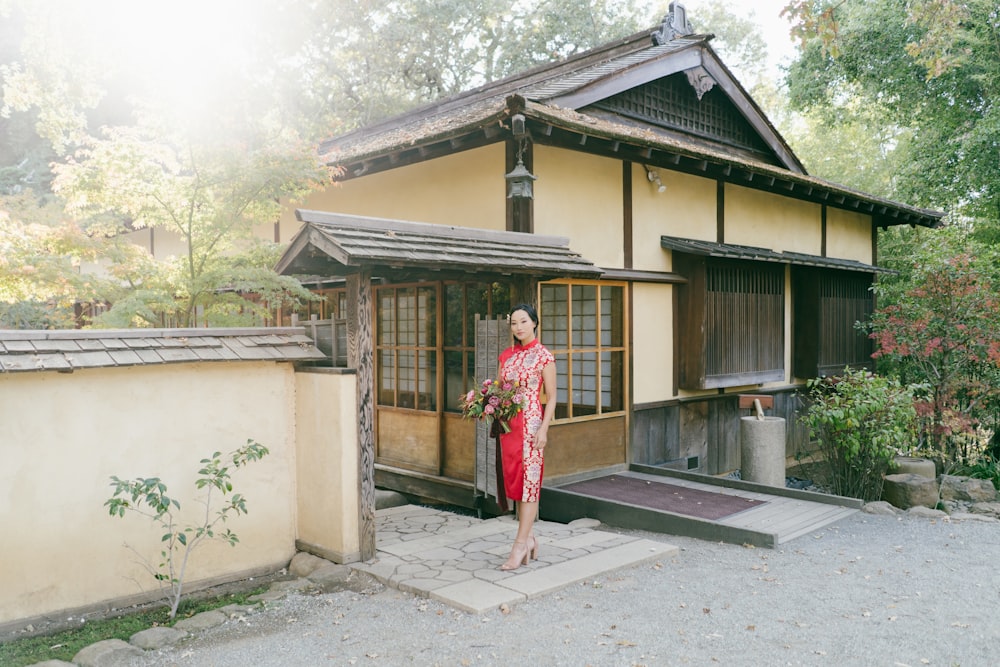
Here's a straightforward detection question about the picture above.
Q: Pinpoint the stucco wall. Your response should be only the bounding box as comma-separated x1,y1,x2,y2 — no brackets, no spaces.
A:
632,166,717,272
281,143,506,241
826,207,873,263
534,146,624,268
724,184,822,254
631,282,674,403
0,360,336,628
294,368,360,563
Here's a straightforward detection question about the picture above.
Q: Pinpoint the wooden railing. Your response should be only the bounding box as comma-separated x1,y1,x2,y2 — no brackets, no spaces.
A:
292,314,348,367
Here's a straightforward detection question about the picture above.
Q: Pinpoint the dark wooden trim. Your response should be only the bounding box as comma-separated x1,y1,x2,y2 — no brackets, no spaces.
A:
672,277,680,396
623,161,633,269
633,385,800,413
627,280,635,464
598,268,686,283
716,179,725,243
821,205,827,257
872,221,878,267
633,398,681,411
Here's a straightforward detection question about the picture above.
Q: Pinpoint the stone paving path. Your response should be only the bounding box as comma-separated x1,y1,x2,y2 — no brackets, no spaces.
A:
350,504,678,614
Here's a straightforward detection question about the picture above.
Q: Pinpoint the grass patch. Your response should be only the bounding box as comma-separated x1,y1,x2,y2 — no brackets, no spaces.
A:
0,585,270,667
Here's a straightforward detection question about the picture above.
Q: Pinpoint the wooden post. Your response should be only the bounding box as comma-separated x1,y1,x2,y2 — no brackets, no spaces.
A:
347,270,376,560
509,277,537,310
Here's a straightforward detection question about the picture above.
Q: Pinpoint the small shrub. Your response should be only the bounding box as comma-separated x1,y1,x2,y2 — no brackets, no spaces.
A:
105,440,269,619
800,368,918,501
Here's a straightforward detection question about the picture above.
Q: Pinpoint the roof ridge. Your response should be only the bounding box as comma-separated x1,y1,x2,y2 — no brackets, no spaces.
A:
318,29,712,154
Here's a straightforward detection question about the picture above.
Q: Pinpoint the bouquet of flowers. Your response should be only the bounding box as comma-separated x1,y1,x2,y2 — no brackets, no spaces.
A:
459,378,525,433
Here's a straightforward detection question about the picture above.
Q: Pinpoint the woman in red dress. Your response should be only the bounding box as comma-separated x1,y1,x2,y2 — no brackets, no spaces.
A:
497,303,557,571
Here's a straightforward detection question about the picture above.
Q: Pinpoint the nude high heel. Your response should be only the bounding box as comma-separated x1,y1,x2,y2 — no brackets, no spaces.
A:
499,541,530,571
529,535,539,560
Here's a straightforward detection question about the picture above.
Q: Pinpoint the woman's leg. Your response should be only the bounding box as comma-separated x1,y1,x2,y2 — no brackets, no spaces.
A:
500,500,538,570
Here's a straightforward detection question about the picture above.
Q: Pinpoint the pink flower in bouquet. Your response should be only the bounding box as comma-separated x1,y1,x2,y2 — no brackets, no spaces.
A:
458,377,524,433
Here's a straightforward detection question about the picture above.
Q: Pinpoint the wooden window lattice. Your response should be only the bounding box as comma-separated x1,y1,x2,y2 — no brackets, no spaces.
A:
818,274,873,370
705,263,784,378
591,73,772,155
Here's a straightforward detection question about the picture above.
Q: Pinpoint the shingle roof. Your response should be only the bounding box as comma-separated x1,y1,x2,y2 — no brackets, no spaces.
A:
276,210,603,279
660,236,891,274
0,328,326,373
314,27,944,229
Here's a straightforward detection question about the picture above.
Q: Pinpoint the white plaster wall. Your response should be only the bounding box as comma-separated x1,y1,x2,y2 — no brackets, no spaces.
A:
0,362,299,626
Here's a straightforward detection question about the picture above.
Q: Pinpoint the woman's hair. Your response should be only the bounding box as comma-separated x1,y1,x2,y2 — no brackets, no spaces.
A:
510,303,539,328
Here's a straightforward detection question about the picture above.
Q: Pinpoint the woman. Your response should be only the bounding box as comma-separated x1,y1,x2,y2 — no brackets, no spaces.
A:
497,303,557,571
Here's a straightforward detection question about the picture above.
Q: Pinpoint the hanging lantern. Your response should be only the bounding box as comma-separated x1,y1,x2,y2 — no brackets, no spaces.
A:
505,158,537,200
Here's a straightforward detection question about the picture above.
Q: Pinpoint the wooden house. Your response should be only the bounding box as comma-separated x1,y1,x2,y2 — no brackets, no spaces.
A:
275,5,943,510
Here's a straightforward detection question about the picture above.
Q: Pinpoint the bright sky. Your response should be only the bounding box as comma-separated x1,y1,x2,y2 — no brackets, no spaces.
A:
678,0,799,73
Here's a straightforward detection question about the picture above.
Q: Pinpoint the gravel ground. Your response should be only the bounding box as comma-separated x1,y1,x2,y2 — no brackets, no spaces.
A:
134,511,1000,667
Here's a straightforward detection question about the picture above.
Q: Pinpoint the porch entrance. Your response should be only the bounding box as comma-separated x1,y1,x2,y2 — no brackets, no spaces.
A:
372,282,511,497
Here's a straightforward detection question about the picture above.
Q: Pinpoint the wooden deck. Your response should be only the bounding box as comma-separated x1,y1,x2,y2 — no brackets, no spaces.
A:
542,464,861,548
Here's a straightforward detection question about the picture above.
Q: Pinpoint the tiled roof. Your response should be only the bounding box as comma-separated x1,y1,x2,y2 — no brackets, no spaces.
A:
276,211,603,279
0,328,326,373
660,236,891,274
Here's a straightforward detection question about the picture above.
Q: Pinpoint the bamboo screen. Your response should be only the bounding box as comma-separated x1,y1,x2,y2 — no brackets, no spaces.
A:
705,263,784,379
818,273,873,371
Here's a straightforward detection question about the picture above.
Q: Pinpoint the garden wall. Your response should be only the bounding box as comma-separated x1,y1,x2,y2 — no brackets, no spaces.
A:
0,329,359,632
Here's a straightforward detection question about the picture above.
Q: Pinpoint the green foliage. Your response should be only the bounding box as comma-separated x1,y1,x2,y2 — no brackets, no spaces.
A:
869,246,1000,464
105,440,270,620
800,368,918,501
0,0,660,327
0,585,270,667
785,0,1000,223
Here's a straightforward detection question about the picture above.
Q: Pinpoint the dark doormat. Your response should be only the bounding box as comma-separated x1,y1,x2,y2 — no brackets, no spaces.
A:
559,475,766,520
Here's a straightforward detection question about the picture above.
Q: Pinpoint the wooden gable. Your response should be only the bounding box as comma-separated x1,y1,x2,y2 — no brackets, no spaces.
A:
584,72,779,166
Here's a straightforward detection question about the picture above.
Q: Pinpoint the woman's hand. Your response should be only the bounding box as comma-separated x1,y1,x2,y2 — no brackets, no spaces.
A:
536,425,548,451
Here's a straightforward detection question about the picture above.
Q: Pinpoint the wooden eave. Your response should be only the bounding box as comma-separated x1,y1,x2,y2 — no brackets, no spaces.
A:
275,210,603,281
660,236,893,274
520,102,944,229
315,23,944,231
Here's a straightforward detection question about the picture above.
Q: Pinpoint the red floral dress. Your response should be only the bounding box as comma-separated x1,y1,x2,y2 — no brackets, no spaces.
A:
498,338,554,503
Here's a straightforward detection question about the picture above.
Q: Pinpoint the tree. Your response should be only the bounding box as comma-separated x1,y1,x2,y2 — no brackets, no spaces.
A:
869,234,1000,464
0,192,106,328
783,0,1000,225
52,115,329,327
1,0,663,328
